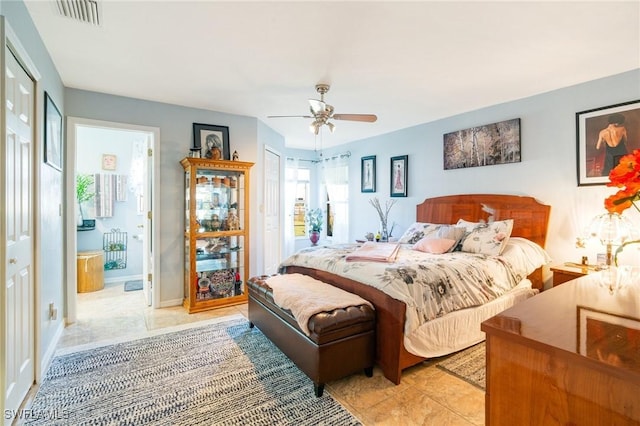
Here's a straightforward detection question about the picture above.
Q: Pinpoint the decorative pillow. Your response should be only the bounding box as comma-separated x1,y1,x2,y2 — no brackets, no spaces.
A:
456,218,487,232
435,226,466,252
413,238,457,254
398,222,440,244
459,219,514,256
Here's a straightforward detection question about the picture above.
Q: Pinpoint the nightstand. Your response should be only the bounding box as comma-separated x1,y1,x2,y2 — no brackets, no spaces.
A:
550,263,592,286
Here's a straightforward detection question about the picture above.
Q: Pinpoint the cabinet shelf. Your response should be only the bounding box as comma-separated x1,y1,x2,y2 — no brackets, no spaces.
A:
181,158,254,313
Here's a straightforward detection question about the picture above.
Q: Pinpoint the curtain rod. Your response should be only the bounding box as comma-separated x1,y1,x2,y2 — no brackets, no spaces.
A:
286,151,351,164
285,157,316,163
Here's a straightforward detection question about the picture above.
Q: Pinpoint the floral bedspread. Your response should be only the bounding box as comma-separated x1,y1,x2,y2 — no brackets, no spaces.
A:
279,243,527,335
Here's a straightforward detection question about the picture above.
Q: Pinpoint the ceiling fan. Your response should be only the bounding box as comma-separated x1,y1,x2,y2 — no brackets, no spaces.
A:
268,84,377,135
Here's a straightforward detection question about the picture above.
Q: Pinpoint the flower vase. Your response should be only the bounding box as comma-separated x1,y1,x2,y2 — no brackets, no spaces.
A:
309,230,320,246
380,222,388,242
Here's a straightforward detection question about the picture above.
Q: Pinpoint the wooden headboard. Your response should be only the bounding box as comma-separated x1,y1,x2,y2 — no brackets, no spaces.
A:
416,194,551,289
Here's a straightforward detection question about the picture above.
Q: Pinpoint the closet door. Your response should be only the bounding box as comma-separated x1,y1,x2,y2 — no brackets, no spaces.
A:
4,44,35,416
263,147,281,275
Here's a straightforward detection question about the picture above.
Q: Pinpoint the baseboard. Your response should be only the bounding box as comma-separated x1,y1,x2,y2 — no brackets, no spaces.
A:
38,319,64,381
159,298,183,308
104,274,143,285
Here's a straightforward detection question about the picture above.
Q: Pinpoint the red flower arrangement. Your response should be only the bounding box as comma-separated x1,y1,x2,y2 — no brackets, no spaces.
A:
604,150,640,265
605,149,640,214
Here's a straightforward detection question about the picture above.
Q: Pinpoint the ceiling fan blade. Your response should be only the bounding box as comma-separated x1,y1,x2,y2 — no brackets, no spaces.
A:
267,115,314,119
332,114,377,123
308,99,326,114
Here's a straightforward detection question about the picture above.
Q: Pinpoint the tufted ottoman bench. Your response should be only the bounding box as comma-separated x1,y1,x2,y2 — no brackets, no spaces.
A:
248,274,376,397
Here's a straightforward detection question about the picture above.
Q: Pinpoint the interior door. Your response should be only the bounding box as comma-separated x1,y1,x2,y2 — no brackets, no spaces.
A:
263,147,281,275
143,135,153,306
4,45,35,417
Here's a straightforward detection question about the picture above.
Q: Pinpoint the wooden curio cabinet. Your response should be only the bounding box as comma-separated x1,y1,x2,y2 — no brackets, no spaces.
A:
181,158,254,313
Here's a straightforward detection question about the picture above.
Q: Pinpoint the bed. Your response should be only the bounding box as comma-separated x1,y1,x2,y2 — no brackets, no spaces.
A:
279,194,551,385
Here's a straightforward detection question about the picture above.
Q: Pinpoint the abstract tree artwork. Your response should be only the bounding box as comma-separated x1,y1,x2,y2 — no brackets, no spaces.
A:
443,118,521,170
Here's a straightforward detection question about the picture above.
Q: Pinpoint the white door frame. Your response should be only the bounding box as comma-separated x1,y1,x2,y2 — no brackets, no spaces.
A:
1,17,42,423
262,145,282,275
65,117,160,324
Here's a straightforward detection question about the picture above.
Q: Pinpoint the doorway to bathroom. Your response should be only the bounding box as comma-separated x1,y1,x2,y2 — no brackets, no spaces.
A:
66,117,159,326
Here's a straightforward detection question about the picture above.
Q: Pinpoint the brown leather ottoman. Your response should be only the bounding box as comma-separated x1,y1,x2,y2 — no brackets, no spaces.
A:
247,275,375,397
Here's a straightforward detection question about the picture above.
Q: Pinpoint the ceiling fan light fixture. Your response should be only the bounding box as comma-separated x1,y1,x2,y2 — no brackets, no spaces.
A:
269,84,376,136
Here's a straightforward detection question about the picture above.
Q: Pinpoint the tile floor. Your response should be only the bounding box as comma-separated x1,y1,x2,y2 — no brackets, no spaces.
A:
56,282,485,425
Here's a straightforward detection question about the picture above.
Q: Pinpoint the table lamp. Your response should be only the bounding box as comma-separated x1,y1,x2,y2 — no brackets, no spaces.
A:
587,213,632,267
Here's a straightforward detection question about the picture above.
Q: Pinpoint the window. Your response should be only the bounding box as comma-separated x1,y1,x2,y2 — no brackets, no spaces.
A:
286,166,310,237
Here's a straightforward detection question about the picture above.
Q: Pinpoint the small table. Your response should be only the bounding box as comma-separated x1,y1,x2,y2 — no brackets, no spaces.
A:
550,263,592,286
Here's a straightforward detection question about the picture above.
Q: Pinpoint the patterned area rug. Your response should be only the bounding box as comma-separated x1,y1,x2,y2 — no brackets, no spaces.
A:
436,342,486,390
26,318,360,425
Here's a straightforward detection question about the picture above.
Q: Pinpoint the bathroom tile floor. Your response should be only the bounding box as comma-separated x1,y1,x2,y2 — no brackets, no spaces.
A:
56,282,484,425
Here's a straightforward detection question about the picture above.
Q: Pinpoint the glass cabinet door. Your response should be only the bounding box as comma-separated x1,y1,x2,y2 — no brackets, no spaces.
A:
181,158,253,313
194,236,244,300
193,169,245,234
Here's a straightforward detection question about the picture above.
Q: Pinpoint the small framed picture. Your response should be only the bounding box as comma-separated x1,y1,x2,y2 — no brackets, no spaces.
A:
361,155,376,193
390,155,408,197
102,154,117,171
44,92,63,171
576,100,640,186
193,123,230,160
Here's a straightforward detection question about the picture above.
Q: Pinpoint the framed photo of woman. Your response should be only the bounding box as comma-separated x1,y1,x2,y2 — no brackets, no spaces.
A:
390,155,408,197
576,100,640,186
193,123,230,160
361,155,376,193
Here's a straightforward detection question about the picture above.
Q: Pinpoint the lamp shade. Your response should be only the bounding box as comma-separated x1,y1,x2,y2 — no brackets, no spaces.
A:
588,213,632,246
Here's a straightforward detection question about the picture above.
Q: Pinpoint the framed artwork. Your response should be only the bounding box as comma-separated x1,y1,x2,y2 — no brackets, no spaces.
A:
576,100,640,186
102,154,117,171
443,118,520,170
390,155,408,197
361,155,376,192
577,305,640,370
193,123,230,160
44,92,63,171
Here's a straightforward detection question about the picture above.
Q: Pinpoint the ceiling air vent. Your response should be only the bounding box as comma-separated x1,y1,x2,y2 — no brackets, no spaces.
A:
55,0,101,26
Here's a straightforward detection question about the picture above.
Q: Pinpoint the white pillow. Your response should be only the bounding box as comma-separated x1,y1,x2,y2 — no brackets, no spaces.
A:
501,237,552,274
398,222,440,244
456,218,487,232
413,238,457,254
458,219,514,256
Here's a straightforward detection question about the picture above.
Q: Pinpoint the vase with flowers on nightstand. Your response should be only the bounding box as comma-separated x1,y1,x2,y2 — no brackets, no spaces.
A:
306,208,323,246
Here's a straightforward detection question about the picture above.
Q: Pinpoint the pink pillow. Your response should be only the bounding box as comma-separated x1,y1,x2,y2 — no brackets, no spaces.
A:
412,238,456,254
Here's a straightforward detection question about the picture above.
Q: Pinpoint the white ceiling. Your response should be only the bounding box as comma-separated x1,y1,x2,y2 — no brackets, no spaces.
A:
24,1,640,149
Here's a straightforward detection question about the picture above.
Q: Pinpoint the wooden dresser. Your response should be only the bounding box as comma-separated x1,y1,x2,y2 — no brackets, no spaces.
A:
481,271,640,425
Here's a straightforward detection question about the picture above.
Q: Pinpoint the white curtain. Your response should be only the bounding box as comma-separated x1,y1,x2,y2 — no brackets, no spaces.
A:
284,158,300,258
321,154,350,243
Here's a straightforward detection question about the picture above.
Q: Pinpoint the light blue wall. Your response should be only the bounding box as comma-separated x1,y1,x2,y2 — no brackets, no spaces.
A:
2,0,66,372
320,69,640,277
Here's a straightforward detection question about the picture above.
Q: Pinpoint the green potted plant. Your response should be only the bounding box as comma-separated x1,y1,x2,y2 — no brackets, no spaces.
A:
76,174,95,226
306,208,323,246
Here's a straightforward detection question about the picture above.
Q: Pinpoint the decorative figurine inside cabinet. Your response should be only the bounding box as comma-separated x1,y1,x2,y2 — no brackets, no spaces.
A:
181,157,254,313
